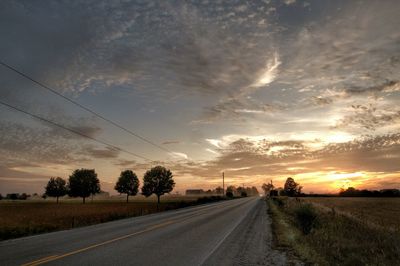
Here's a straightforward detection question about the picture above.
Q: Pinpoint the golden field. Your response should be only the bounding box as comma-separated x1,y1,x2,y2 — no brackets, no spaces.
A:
0,195,205,241
302,197,400,230
268,197,400,265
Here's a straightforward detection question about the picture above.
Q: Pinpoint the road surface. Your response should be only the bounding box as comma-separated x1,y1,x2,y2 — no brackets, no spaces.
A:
0,197,289,266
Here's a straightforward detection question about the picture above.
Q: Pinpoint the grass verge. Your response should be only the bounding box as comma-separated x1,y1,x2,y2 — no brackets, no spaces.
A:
267,197,400,265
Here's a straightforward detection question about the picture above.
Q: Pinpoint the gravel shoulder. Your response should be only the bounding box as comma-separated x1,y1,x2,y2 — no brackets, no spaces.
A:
203,199,299,266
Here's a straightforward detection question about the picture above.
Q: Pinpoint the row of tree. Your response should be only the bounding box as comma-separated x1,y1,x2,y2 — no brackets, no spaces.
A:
0,193,30,200
262,177,302,197
225,186,259,197
339,187,400,197
45,166,175,203
261,178,400,197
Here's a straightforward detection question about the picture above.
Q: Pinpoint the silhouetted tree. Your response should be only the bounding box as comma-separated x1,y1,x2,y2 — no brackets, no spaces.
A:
7,193,18,200
237,186,245,196
215,186,223,195
115,170,139,203
141,166,175,204
45,177,67,203
283,177,302,197
226,186,237,196
0,194,2,200
339,187,400,197
68,169,100,203
226,191,234,198
250,186,259,196
262,182,274,196
19,193,29,200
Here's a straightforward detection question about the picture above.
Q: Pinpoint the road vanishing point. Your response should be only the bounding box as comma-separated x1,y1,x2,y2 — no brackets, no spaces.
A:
0,197,287,266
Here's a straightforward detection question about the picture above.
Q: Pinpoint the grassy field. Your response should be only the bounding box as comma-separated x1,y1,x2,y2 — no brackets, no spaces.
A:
268,197,400,265
302,197,400,230
0,195,223,241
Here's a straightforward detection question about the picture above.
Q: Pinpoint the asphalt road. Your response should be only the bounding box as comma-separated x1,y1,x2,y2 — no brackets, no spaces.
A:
0,197,288,266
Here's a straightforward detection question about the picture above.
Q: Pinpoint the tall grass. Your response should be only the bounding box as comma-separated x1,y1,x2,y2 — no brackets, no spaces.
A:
268,197,400,265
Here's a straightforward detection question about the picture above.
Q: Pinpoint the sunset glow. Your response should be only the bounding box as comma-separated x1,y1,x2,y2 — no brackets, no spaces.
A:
0,0,399,195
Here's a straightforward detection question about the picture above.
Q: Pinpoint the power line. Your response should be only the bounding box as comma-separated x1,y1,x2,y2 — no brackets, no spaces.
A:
0,60,173,154
0,100,152,162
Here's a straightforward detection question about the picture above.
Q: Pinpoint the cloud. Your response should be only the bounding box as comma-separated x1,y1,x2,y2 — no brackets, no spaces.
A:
169,152,189,160
334,104,400,131
346,80,400,95
85,146,120,159
250,53,281,88
115,159,137,167
162,140,180,145
276,1,400,108
283,0,296,5
163,133,400,189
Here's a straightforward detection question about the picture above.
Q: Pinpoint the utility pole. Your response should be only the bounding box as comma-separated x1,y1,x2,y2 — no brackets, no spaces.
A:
222,172,225,196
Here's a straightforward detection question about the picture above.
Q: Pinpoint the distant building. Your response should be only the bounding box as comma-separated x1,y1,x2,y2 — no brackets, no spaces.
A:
185,189,205,195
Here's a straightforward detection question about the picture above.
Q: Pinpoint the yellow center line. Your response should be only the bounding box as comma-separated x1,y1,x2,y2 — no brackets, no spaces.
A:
21,255,60,266
20,204,224,266
21,220,175,266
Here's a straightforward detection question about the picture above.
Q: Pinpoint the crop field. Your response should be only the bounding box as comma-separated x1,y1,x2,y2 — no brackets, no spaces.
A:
302,197,400,230
0,195,217,241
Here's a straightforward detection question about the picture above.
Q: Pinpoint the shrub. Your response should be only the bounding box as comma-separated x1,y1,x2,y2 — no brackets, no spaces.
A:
273,197,286,207
197,196,224,204
294,203,318,234
226,191,234,198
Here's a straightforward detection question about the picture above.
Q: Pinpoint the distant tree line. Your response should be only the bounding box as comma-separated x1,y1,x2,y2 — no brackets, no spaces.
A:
339,187,400,197
262,177,302,197
261,178,400,197
225,186,259,198
0,193,30,200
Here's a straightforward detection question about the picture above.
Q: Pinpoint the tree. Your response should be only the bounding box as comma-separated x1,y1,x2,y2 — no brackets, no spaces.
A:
7,193,18,200
215,186,223,195
115,170,139,203
283,177,302,197
68,169,100,203
45,177,67,203
0,194,2,200
226,186,237,196
262,182,274,196
250,186,259,196
141,166,175,204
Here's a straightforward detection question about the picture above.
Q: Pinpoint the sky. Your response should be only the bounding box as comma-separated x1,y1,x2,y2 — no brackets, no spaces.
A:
0,0,400,195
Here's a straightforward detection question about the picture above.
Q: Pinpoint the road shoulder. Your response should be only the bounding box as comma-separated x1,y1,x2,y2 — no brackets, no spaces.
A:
203,198,295,265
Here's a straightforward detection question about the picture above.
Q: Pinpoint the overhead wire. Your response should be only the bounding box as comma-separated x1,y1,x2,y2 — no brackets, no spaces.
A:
0,60,173,154
0,100,152,162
